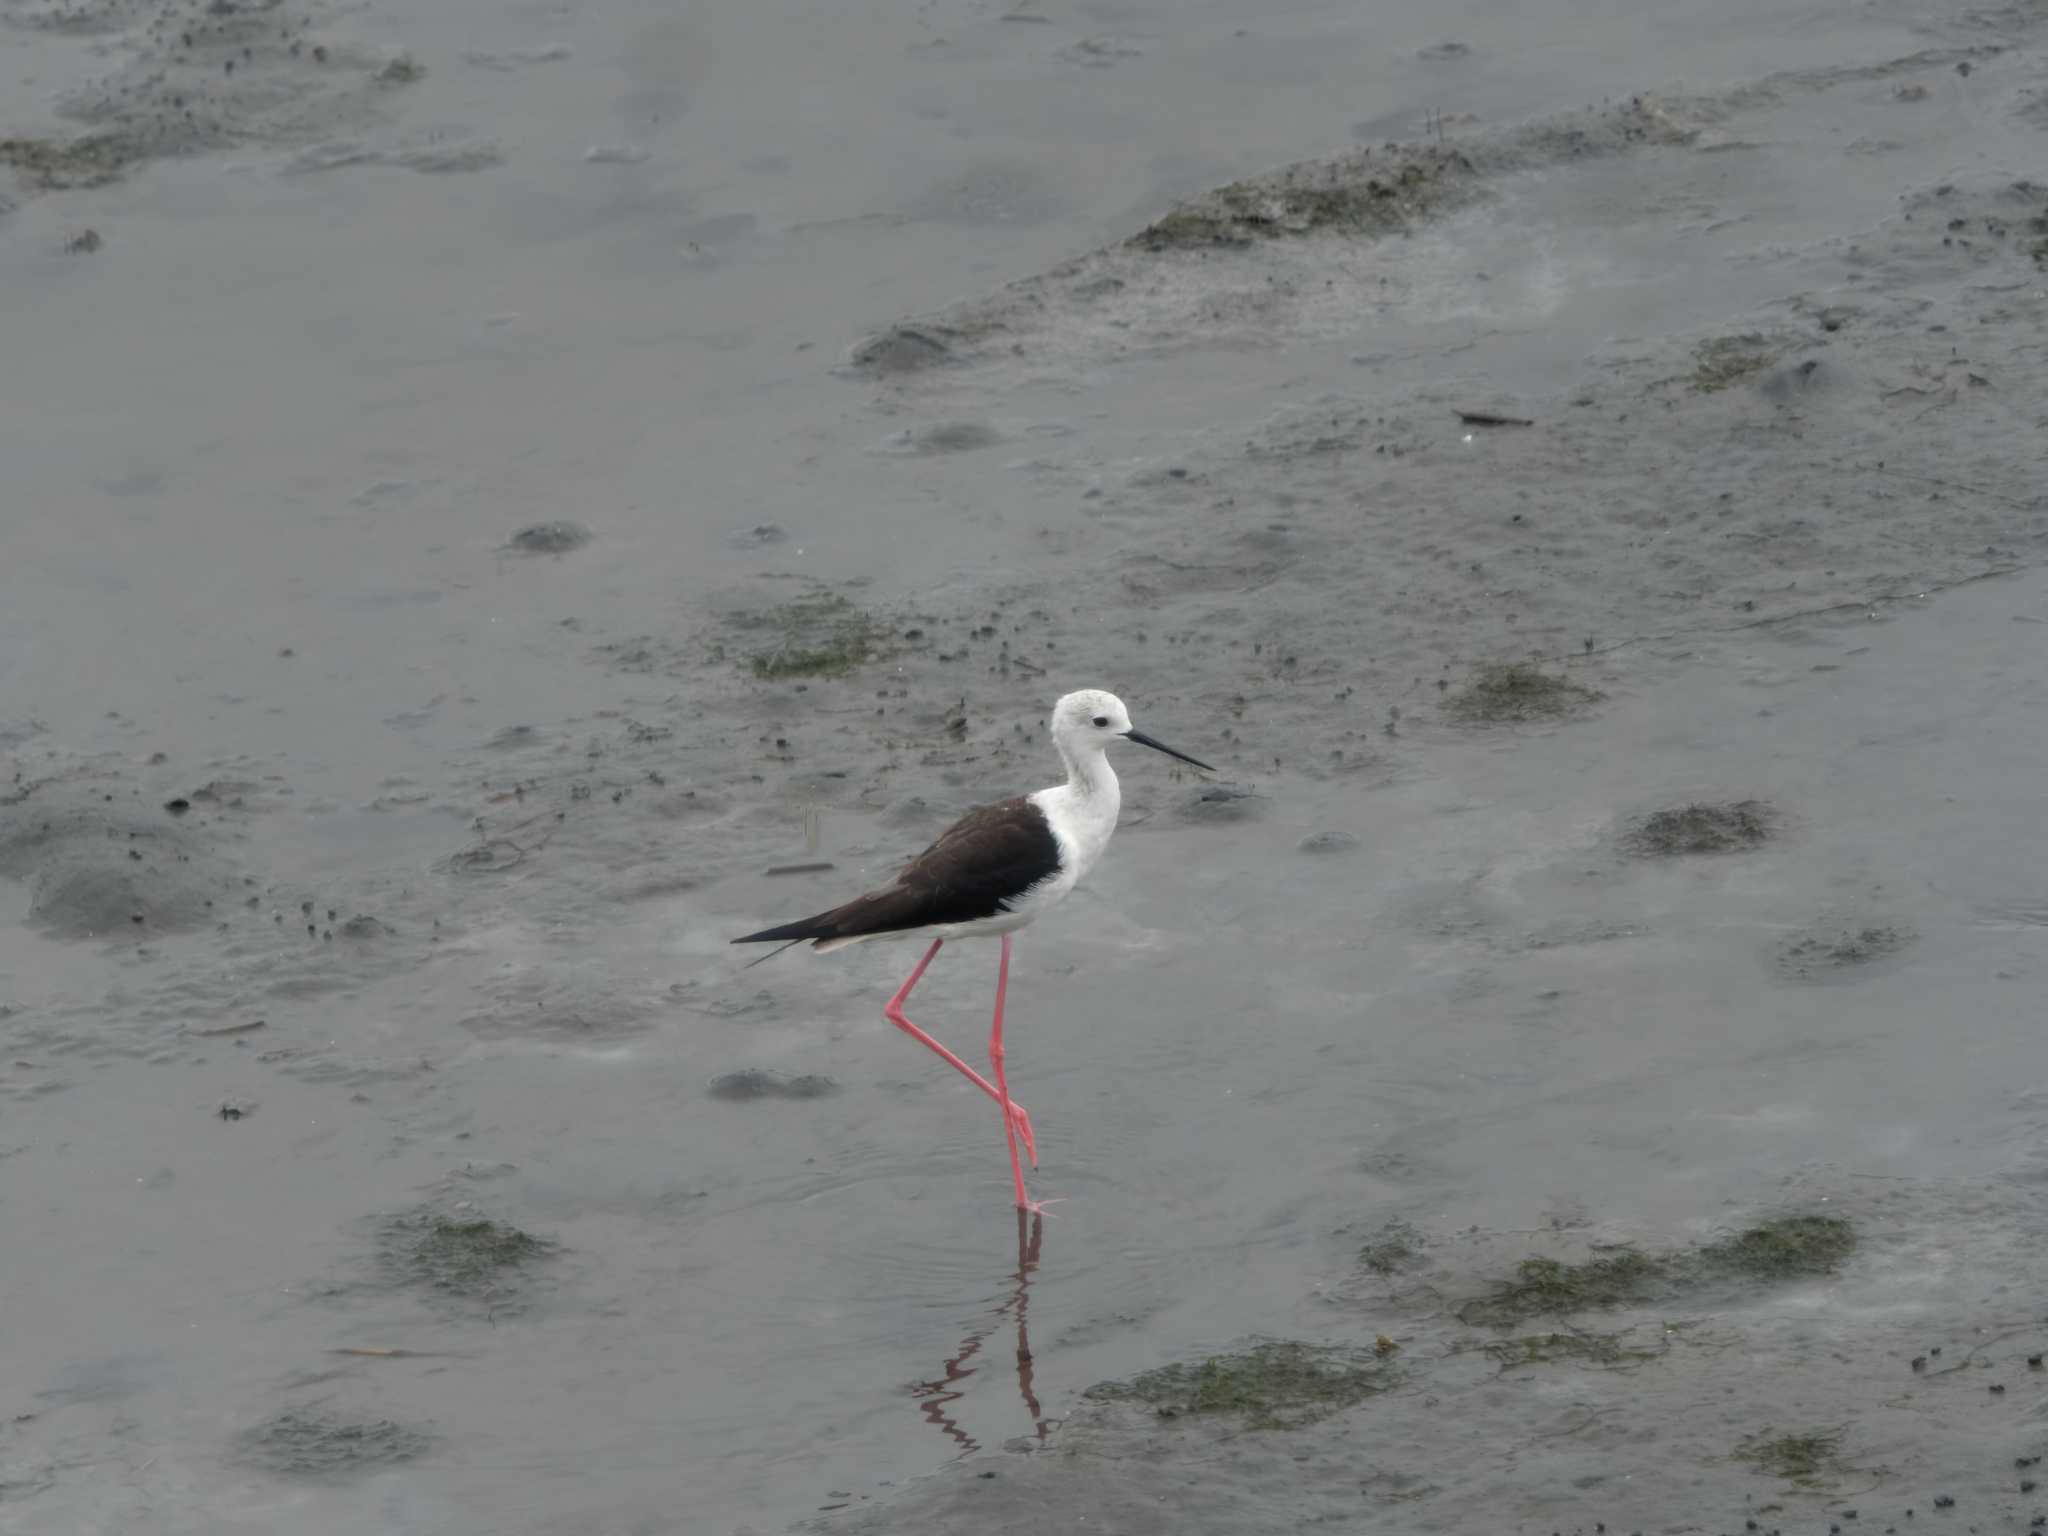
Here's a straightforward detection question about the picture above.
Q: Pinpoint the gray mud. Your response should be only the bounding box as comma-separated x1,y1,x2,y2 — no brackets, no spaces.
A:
7,0,2048,1532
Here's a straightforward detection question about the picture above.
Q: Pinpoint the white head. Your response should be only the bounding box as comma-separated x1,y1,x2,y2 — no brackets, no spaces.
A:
1048,689,1213,769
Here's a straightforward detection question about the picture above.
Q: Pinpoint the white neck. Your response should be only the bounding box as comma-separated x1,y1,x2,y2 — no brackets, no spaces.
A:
1057,733,1119,803
1033,733,1121,884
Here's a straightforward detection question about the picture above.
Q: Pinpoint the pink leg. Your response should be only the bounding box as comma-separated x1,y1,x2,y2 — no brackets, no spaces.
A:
883,939,1036,1165
988,935,1042,1213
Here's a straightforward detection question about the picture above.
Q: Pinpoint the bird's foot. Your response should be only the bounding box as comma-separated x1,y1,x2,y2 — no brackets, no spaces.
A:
1006,1099,1039,1167
1017,1195,1065,1218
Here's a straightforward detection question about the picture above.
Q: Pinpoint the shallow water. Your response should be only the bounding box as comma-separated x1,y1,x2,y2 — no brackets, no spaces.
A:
5,0,2048,1531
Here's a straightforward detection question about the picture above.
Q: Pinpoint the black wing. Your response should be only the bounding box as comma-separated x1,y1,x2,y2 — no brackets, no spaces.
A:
731,797,1060,945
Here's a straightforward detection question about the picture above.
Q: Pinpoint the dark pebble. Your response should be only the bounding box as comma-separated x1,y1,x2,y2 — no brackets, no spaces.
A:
164,798,190,814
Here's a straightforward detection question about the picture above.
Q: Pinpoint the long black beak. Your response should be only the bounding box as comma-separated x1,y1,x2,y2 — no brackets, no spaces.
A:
1124,729,1214,772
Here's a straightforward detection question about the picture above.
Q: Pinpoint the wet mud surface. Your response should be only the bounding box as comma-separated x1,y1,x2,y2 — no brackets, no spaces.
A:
7,0,2048,1531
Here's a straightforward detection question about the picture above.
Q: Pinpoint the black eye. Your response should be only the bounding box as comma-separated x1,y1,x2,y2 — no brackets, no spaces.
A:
1092,715,1110,728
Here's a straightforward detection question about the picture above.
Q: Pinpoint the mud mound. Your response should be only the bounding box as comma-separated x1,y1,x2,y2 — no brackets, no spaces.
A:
0,0,423,193
843,324,958,377
1443,662,1603,723
1773,921,1914,980
1623,799,1777,856
853,97,1695,372
0,794,238,938
373,1208,558,1313
503,521,591,555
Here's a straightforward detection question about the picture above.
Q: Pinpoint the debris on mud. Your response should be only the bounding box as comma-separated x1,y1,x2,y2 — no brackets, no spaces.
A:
1443,662,1603,723
1623,799,1776,856
1735,1428,1847,1488
1460,1216,1855,1326
238,1409,433,1478
1085,1341,1397,1430
739,592,886,680
1181,781,1259,819
709,1069,838,1101
375,1210,557,1307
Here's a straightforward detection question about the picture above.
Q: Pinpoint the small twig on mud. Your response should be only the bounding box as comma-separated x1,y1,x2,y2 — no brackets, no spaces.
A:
1926,1322,2039,1377
1546,564,2021,664
1873,463,2040,512
1531,1404,1621,1441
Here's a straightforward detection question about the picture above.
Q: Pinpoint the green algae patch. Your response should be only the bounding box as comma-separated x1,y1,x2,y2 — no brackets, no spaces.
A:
1444,662,1603,723
1690,333,1783,392
239,1410,433,1478
1735,1429,1846,1488
1624,799,1776,856
1696,1215,1855,1279
1086,1341,1397,1430
1482,1330,1661,1370
1130,148,1479,250
1461,1215,1856,1328
1357,1220,1422,1276
741,592,887,680
0,132,140,190
1459,1250,1665,1327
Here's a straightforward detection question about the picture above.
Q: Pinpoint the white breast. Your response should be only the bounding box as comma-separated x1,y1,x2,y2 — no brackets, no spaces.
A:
1024,771,1121,918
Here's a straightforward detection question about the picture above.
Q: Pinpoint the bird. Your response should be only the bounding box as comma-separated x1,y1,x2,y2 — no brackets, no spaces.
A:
732,689,1214,1211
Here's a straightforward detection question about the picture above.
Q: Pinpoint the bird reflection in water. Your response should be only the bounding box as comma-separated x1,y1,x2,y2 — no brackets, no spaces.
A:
907,1210,1053,1452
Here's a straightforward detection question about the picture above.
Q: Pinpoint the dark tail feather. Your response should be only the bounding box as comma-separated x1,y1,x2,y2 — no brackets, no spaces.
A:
731,915,834,945
739,937,808,970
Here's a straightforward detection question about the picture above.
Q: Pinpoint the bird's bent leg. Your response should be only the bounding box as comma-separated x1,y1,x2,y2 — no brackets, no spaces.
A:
988,934,1042,1213
882,938,1037,1164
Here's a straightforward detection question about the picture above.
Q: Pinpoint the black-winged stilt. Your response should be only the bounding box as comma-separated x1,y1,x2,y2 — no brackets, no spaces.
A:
733,689,1213,1212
